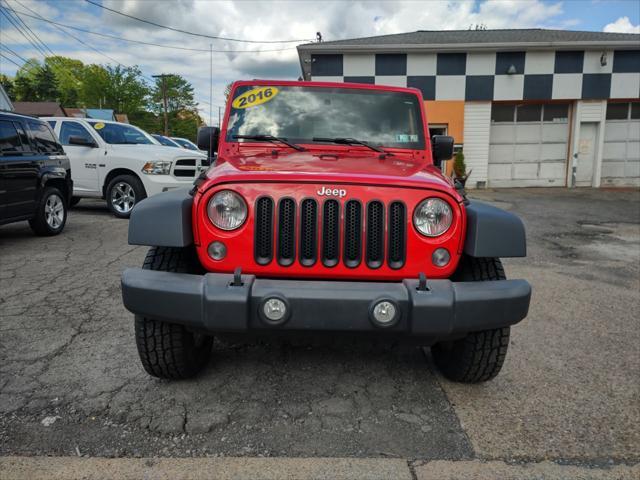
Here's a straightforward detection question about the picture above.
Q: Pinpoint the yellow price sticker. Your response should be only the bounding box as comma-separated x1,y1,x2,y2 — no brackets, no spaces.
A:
232,87,279,109
94,122,105,130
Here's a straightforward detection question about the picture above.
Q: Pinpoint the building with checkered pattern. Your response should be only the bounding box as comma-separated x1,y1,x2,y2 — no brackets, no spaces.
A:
297,29,640,188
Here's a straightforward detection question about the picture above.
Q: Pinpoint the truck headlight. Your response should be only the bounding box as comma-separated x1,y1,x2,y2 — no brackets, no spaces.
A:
413,198,452,237
207,190,247,230
142,160,172,175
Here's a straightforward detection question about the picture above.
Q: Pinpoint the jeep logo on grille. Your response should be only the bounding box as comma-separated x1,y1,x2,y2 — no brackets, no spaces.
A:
317,186,347,198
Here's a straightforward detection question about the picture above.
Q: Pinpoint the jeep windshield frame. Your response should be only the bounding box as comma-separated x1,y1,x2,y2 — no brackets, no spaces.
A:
225,84,426,151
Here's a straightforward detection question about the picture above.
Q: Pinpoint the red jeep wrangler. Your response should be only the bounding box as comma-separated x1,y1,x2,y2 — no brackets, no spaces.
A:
122,80,531,383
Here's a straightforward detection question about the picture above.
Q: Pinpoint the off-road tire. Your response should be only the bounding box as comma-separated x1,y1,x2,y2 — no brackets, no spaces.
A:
134,247,212,379
106,174,146,219
431,257,510,383
29,186,67,236
70,196,81,207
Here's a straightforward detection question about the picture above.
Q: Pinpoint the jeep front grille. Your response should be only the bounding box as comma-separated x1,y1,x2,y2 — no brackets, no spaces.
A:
254,197,406,269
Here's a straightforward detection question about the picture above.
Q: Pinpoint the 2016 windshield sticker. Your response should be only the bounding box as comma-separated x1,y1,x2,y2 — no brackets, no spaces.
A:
232,87,279,109
94,122,105,130
396,134,418,142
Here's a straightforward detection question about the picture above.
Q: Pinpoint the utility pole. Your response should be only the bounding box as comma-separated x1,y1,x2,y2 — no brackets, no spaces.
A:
209,44,213,127
152,74,171,136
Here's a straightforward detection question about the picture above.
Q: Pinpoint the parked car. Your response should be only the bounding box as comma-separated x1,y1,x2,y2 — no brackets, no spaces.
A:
0,111,72,235
171,137,203,152
44,118,208,218
151,134,181,148
121,80,531,383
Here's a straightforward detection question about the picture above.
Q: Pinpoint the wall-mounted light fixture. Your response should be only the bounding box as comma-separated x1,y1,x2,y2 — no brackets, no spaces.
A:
507,64,517,75
600,52,607,66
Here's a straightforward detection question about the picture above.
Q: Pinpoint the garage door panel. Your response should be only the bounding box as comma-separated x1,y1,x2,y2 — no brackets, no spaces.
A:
625,161,640,177
629,122,640,141
603,141,627,160
489,124,514,143
539,162,566,179
489,144,514,163
627,141,639,159
489,105,568,186
513,163,539,179
542,123,569,142
488,163,512,180
515,143,541,162
604,122,629,142
515,124,542,143
601,161,626,178
541,143,568,161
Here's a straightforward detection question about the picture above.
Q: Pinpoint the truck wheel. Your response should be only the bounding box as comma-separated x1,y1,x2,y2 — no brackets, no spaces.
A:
431,257,510,383
106,174,146,219
29,186,67,236
134,246,212,379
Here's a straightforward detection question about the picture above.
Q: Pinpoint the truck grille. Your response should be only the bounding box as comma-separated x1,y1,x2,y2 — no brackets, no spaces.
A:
254,197,406,269
173,159,200,178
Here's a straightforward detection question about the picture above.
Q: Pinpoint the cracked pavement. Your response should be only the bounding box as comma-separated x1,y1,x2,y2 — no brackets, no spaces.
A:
0,189,639,466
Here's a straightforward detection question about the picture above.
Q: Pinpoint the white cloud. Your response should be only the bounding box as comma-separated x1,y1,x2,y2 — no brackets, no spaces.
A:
603,16,640,34
2,0,576,122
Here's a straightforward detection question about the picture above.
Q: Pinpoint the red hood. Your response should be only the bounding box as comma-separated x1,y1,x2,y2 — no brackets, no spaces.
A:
203,147,460,199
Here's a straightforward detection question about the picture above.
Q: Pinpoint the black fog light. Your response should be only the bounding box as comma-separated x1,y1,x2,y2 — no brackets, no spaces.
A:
259,296,290,325
370,299,399,327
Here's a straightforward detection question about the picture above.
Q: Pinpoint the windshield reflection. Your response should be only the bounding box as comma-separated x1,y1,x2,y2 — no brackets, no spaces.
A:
226,86,424,150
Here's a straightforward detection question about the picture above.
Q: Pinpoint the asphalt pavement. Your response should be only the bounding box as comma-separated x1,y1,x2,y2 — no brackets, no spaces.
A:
1,188,638,475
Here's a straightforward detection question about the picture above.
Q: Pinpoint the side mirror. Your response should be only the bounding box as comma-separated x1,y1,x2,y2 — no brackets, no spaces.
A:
68,135,97,148
431,135,454,167
197,127,220,155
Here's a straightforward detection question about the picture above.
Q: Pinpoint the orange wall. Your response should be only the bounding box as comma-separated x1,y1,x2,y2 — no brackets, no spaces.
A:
424,100,465,144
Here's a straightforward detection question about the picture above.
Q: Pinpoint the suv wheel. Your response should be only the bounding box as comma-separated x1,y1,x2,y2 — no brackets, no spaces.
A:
106,174,146,218
431,257,510,383
29,186,67,236
134,246,212,379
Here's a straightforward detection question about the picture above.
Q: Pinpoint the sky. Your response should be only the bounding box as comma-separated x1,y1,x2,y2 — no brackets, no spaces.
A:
1,0,639,124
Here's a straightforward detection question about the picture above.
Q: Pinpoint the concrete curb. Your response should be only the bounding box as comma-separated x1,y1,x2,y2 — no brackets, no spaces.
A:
1,457,639,480
0,457,412,480
414,460,640,480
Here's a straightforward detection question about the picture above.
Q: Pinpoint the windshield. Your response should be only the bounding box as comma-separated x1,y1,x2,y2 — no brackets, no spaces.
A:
226,85,425,150
88,122,155,145
172,138,198,150
152,134,180,147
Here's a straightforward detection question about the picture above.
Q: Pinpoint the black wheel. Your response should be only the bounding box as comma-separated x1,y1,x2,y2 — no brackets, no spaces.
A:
106,174,146,219
29,186,67,236
70,196,81,207
134,246,212,379
431,257,510,383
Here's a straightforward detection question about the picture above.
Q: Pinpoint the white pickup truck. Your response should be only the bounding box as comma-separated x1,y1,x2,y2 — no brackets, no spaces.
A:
44,118,208,218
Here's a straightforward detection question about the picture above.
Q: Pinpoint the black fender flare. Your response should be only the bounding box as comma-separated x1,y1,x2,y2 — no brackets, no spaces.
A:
463,200,526,258
128,189,193,247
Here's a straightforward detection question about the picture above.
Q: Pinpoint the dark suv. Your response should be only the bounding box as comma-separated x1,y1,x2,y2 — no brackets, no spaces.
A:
0,111,72,235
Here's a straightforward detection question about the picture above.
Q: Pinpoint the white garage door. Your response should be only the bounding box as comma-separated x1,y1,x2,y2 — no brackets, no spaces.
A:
601,102,640,187
488,103,570,187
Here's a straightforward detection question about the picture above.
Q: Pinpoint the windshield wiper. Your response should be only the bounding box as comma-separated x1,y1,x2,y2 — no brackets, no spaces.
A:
233,134,306,151
312,137,394,156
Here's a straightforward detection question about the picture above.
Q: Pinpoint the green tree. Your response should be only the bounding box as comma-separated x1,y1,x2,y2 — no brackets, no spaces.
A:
45,56,84,106
151,74,197,114
0,74,14,100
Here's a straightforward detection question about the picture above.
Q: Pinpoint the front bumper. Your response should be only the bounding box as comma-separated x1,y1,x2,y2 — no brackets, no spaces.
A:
121,269,531,338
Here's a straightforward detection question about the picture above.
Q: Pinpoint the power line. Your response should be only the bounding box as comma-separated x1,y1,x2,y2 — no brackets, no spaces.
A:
84,0,313,44
7,9,298,53
0,43,28,63
1,2,54,56
0,8,49,59
0,51,23,68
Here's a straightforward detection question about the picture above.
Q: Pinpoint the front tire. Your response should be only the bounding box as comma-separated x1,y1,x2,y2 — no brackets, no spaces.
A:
106,174,146,219
431,257,511,383
29,186,67,236
134,247,212,379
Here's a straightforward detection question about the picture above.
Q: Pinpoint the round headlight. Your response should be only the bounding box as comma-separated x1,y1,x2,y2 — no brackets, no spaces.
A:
413,198,453,237
207,190,247,230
